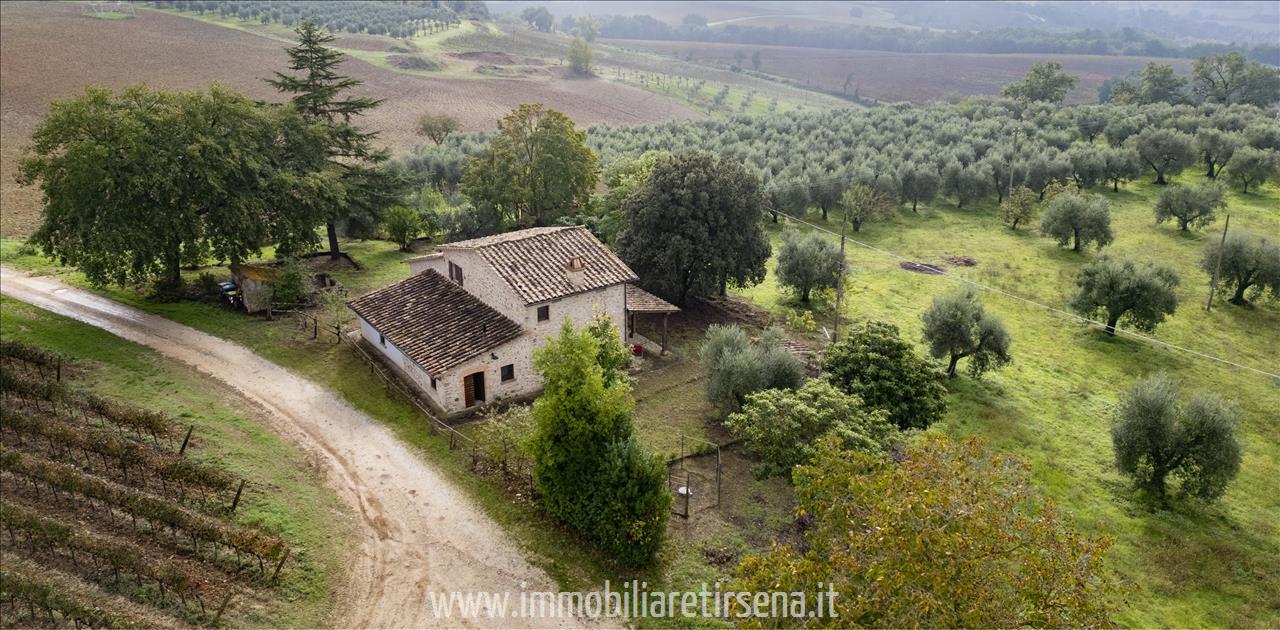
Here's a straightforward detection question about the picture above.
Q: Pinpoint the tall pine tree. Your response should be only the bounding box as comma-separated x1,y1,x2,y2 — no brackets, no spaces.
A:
268,21,400,259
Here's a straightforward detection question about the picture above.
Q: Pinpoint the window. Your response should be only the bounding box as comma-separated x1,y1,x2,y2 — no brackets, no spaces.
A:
430,377,437,390
448,261,464,286
537,305,550,322
378,334,386,347
501,364,515,382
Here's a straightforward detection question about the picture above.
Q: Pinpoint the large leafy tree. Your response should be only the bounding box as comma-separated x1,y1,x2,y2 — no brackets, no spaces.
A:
1138,62,1188,104
921,287,1012,379
528,321,670,566
1001,61,1078,104
998,186,1039,230
415,113,460,145
20,85,319,290
726,380,893,479
566,37,593,76
775,231,842,303
1130,127,1196,185
617,151,771,304
1040,190,1114,252
1153,182,1226,231
268,21,399,260
461,104,598,228
824,320,948,430
1192,52,1280,107
1202,232,1280,305
1112,374,1242,503
1069,255,1180,336
733,435,1120,627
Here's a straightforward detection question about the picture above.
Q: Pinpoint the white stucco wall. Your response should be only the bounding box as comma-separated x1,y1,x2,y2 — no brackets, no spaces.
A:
358,316,448,411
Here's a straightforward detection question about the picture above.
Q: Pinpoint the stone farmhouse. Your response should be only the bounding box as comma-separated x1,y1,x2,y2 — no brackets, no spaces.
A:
347,226,678,414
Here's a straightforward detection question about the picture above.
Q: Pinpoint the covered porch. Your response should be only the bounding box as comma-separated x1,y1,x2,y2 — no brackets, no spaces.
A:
625,284,680,356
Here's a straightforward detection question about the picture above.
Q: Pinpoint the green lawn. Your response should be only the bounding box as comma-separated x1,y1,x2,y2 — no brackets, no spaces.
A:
737,175,1280,627
3,174,1276,625
0,295,351,627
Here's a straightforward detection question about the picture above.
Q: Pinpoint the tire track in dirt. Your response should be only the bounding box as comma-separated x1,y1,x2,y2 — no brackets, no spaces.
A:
1,269,583,628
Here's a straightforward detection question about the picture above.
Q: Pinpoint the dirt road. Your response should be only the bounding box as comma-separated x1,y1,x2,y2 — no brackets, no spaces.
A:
1,269,575,628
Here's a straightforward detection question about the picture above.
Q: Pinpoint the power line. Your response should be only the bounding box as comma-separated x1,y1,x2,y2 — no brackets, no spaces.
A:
772,208,1280,380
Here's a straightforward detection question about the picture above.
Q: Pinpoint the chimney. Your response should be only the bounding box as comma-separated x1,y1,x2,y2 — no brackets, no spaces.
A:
565,256,586,288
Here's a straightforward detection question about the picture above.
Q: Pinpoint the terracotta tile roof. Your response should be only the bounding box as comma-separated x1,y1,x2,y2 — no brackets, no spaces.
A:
625,284,680,313
441,226,638,305
347,270,523,375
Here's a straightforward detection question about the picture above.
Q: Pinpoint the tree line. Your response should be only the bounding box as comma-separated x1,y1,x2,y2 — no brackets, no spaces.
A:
19,22,405,293
593,14,1280,65
152,0,488,37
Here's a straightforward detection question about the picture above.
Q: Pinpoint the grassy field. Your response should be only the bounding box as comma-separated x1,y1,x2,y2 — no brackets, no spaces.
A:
0,295,352,627
2,170,1276,625
736,175,1279,627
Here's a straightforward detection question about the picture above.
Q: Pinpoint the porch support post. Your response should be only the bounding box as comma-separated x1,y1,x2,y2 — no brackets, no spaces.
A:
661,313,669,356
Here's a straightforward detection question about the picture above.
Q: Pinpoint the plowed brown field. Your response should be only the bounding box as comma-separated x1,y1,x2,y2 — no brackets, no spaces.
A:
615,40,1193,106
0,2,699,237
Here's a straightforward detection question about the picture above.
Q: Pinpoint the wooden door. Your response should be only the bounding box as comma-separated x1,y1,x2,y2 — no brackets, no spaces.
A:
463,371,485,407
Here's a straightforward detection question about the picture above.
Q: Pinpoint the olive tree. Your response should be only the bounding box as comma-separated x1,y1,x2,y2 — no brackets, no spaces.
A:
701,325,804,415
1112,374,1242,503
1099,146,1143,192
1040,191,1114,252
1202,232,1280,305
897,162,940,212
1069,255,1179,336
1195,128,1240,178
1130,128,1195,185
941,161,989,208
1153,182,1226,231
1226,146,1279,194
776,231,843,302
921,287,1012,379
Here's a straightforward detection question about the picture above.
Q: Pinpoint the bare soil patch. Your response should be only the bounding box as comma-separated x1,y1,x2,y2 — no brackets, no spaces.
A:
0,2,701,238
615,39,1191,104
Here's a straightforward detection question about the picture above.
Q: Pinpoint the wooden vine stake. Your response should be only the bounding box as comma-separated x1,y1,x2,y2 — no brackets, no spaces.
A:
229,479,246,513
271,547,291,583
178,425,194,455
212,589,235,626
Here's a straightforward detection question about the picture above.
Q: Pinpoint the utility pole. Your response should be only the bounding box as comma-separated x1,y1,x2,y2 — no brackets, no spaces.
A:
1206,213,1230,311
833,205,849,340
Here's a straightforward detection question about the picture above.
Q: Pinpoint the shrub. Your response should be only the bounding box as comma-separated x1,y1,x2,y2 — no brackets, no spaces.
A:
824,320,948,430
529,322,669,566
726,380,893,478
383,205,423,251
701,325,804,415
271,259,310,305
